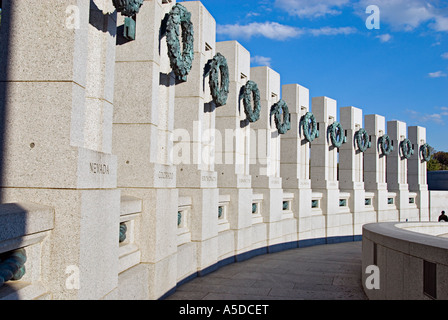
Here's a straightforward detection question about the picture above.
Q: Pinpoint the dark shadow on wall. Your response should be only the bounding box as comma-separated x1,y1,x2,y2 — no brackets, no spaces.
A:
0,0,23,301
0,0,10,204
89,0,115,36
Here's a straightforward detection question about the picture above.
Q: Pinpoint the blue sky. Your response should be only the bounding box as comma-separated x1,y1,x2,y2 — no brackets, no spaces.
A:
182,0,448,152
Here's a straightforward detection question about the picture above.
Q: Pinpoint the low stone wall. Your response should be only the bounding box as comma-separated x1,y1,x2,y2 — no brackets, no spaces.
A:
362,222,448,300
429,191,448,221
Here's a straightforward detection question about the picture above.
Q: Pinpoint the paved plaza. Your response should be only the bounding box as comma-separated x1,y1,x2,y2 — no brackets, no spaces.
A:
166,241,367,300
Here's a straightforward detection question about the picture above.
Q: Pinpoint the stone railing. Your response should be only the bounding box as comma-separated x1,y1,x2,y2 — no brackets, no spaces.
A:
0,202,54,300
119,195,142,274
217,194,230,233
362,222,448,300
251,194,264,225
177,196,192,247
282,192,294,220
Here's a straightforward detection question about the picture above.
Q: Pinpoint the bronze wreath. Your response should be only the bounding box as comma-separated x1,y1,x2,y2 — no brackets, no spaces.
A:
166,4,194,82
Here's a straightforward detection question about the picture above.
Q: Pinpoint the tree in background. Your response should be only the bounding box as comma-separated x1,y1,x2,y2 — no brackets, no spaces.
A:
432,151,448,170
428,149,448,171
427,157,442,171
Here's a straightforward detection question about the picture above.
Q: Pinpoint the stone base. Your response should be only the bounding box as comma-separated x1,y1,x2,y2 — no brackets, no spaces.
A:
2,187,120,300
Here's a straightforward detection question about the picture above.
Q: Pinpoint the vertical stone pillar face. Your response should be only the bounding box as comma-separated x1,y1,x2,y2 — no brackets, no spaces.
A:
249,66,283,246
408,126,429,221
387,120,411,221
339,107,376,234
215,40,251,182
0,0,120,299
1,0,118,189
214,41,252,249
281,84,313,240
387,121,409,190
339,106,364,190
83,0,118,154
174,0,217,174
364,114,387,191
364,114,394,221
408,126,428,189
281,84,310,187
172,1,219,272
112,0,179,299
114,0,175,187
250,66,281,179
310,96,354,238
310,96,338,190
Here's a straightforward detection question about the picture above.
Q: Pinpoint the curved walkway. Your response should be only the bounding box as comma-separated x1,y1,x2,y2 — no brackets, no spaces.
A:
166,241,367,300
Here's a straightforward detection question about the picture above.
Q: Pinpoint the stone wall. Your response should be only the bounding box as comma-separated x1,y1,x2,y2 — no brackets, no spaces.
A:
362,222,448,300
0,0,435,300
429,191,448,221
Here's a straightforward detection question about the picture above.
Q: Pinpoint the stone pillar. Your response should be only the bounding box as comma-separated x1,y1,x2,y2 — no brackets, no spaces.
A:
249,66,284,249
408,126,430,221
0,0,120,299
112,0,179,299
310,97,347,239
386,121,411,221
214,40,253,258
364,114,397,222
281,84,313,242
173,1,219,274
339,107,375,236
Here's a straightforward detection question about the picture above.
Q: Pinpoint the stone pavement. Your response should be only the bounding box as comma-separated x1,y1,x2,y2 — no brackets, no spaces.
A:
165,241,367,300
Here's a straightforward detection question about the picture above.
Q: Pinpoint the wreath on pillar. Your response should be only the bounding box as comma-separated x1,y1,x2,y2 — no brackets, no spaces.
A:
0,249,27,286
119,223,127,243
400,138,414,159
300,112,319,142
378,134,393,156
270,100,291,135
209,53,229,107
328,121,347,148
355,128,372,153
166,3,195,82
242,80,261,123
420,143,431,162
112,0,144,16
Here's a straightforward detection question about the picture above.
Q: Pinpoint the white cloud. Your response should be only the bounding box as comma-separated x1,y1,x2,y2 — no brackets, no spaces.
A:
217,22,303,41
245,12,261,18
407,108,447,124
357,0,448,33
431,15,448,32
308,26,357,36
251,56,272,67
217,22,356,40
274,0,350,18
272,0,448,33
441,52,448,59
428,71,447,78
422,113,444,123
439,107,448,116
376,33,392,42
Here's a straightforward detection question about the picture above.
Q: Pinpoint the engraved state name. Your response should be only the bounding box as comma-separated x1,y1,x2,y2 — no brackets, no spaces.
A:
90,162,110,175
158,171,174,180
202,175,216,182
